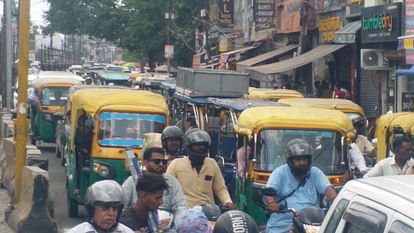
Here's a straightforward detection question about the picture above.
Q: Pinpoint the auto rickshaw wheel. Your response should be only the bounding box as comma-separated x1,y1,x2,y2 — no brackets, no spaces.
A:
67,193,79,217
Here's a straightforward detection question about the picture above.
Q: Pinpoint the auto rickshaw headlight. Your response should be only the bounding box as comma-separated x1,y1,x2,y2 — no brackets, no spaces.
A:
93,162,114,178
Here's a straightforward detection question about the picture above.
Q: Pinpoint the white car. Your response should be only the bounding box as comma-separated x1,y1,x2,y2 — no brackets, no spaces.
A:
319,175,414,233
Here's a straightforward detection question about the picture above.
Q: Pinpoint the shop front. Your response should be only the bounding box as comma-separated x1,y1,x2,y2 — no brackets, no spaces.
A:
359,3,402,117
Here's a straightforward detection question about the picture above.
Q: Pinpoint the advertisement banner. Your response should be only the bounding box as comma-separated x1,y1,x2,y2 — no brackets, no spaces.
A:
406,0,414,64
319,16,341,43
255,0,275,30
283,0,316,33
218,0,234,25
284,0,301,33
164,45,174,59
361,3,401,43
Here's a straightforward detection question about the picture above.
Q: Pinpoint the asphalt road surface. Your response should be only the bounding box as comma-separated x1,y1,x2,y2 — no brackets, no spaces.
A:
42,148,84,233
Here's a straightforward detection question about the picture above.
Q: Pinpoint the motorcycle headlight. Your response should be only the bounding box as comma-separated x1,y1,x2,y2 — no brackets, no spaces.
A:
93,162,114,178
43,113,53,122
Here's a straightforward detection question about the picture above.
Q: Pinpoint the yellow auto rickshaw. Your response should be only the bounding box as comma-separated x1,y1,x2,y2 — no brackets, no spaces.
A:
374,112,414,160
65,87,169,217
247,87,304,101
30,75,83,145
278,98,366,124
234,106,355,225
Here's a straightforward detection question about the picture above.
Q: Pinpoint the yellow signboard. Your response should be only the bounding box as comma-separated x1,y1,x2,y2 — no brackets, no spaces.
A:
319,17,341,43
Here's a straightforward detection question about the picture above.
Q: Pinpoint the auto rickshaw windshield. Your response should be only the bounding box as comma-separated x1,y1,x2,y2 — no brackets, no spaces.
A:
255,129,344,175
41,87,70,106
98,112,166,147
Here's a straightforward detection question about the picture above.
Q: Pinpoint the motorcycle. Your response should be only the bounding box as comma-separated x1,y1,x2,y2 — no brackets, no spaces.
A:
262,187,326,233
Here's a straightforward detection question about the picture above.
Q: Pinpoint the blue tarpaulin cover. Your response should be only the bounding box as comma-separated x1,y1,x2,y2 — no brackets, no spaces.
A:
397,65,414,76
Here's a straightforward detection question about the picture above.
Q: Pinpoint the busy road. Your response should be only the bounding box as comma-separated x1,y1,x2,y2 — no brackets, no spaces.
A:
41,148,83,233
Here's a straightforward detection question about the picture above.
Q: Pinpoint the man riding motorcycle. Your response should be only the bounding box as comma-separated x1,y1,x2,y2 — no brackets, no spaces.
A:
265,138,336,233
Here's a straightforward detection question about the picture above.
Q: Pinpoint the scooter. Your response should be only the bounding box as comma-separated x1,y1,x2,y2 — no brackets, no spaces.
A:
262,187,326,233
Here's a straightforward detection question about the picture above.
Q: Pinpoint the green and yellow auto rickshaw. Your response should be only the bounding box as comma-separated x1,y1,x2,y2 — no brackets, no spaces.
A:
65,87,169,217
30,75,83,145
374,112,414,160
234,106,355,225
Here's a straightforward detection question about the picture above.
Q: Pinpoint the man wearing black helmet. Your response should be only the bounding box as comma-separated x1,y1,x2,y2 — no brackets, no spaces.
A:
68,180,134,233
213,210,259,233
265,138,336,233
166,128,235,209
161,126,184,160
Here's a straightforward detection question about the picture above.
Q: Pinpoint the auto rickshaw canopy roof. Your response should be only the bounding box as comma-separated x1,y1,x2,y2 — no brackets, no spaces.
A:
207,97,285,112
278,98,366,120
235,106,355,137
68,88,168,117
247,87,304,100
67,88,169,150
98,71,129,81
32,76,84,88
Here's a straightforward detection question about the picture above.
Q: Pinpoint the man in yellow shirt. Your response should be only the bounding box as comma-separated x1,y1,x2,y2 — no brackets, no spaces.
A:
166,128,235,209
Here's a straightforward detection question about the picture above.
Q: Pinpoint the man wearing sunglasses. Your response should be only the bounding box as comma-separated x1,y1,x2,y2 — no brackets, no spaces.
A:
122,147,187,216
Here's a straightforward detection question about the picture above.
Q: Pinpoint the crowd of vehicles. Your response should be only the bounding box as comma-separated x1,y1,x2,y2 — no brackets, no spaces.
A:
17,64,414,232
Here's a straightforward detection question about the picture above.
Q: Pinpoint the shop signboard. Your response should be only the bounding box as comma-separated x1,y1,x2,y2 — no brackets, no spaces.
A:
405,0,414,64
164,45,174,59
319,16,341,43
218,0,234,25
402,92,414,112
255,0,275,30
283,0,316,33
361,3,401,43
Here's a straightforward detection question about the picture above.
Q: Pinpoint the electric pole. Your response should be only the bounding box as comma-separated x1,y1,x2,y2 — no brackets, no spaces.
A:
15,0,30,203
2,0,14,109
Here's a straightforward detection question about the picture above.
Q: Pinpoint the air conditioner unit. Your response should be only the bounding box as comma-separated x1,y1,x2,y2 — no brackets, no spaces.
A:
361,49,389,69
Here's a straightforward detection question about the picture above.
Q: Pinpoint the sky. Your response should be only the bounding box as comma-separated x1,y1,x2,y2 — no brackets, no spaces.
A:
0,0,49,26
30,0,49,27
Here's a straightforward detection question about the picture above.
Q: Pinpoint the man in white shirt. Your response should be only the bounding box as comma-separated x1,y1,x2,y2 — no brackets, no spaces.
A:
349,142,368,176
364,136,414,177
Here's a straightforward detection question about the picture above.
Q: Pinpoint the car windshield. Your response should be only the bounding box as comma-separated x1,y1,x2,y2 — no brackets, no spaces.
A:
254,129,346,175
98,112,165,147
41,87,70,106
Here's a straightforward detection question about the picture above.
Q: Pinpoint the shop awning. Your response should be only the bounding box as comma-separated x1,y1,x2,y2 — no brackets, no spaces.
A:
219,45,259,63
247,44,346,78
397,65,414,76
236,45,298,72
335,21,361,44
198,62,220,69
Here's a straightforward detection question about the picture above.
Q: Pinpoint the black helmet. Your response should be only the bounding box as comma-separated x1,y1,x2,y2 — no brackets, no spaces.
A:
86,180,124,229
184,128,211,158
352,117,365,135
213,210,259,233
286,138,313,178
161,126,184,147
201,204,221,222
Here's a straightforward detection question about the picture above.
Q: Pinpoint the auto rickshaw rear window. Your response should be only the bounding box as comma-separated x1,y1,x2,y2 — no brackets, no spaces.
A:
41,87,70,106
98,112,165,147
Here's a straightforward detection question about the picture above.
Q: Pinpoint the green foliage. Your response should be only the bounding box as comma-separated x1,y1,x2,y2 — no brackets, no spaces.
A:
44,0,205,67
